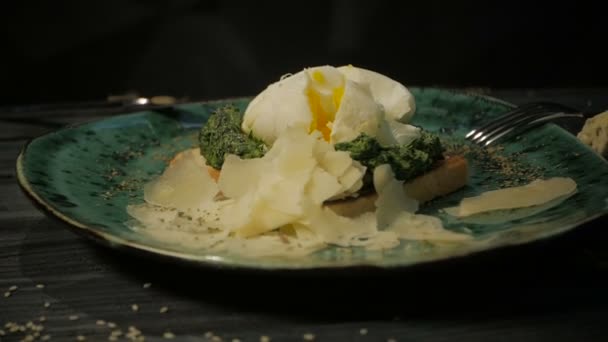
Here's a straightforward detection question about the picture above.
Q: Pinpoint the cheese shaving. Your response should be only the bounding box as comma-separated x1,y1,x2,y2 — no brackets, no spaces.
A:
127,127,474,258
444,177,577,218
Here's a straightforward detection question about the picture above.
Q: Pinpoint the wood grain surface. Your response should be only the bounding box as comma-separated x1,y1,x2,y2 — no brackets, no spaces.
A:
1,89,608,342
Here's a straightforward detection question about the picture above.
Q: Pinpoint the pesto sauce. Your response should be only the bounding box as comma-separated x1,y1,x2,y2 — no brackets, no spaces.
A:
198,105,267,169
198,105,444,182
334,131,444,182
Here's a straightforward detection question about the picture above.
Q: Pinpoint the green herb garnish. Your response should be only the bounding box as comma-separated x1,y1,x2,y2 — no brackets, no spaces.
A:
198,105,267,169
335,131,444,182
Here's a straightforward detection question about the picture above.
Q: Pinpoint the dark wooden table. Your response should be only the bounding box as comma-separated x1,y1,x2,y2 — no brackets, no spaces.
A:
2,89,608,342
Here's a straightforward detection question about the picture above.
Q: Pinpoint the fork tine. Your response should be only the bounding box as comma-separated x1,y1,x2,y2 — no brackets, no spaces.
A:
465,102,580,141
465,103,538,139
483,112,583,146
465,102,560,140
471,105,554,144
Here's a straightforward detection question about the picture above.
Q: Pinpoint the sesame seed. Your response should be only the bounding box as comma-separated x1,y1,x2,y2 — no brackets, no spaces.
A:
232,339,241,342
260,336,271,342
39,316,47,322
211,336,222,342
44,301,51,308
24,334,35,342
36,284,46,289
163,331,175,339
109,336,118,341
143,283,152,289
107,322,117,329
41,334,51,341
359,328,368,335
205,332,214,338
159,306,169,313
76,335,86,341
303,333,315,341
97,320,106,326
0,329,4,336
8,285,17,291
68,315,79,321
387,338,398,342
131,304,139,312
4,292,11,298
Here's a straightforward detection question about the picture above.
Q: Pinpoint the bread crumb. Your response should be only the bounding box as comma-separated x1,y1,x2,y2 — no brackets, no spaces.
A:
303,333,315,340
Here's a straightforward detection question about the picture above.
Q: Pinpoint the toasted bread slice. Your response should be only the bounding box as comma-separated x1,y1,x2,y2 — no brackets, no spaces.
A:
171,149,468,218
327,156,468,217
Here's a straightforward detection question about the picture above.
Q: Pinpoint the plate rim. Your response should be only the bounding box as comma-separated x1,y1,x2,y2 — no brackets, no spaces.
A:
15,89,608,271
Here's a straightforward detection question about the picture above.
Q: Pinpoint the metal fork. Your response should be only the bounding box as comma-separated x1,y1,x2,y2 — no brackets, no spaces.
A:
465,102,584,146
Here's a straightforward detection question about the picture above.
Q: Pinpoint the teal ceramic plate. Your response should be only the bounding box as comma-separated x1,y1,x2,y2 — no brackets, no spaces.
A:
16,88,608,270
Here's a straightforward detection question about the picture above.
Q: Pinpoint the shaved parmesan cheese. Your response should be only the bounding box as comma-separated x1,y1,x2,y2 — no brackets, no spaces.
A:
373,164,471,242
216,127,366,238
444,177,577,218
320,150,353,177
128,127,475,258
144,148,218,211
389,213,471,241
374,164,418,229
300,207,379,247
218,155,266,198
306,168,343,204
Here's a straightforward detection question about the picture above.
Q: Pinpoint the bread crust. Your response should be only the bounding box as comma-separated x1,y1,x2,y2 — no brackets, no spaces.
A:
173,150,468,218
327,156,468,217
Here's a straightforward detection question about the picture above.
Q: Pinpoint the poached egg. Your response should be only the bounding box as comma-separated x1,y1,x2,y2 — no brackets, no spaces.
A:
242,65,418,146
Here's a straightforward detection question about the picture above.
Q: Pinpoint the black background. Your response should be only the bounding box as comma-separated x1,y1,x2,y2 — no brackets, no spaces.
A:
1,0,607,105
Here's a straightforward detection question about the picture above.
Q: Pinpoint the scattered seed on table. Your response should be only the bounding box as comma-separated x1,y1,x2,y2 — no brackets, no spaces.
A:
68,315,79,321
39,316,46,322
387,338,398,342
159,306,169,313
359,328,368,335
44,301,51,308
97,320,106,326
107,322,117,329
76,335,86,341
131,304,139,312
4,292,10,298
41,334,51,341
8,285,17,291
260,335,271,342
232,339,241,342
303,333,315,341
36,284,45,289
205,331,214,338
143,283,152,289
163,331,175,339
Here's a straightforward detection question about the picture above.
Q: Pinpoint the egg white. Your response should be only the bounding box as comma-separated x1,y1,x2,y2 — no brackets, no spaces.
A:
242,65,416,146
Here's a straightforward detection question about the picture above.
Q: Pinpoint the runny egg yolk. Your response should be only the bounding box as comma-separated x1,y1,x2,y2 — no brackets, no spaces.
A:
307,70,344,141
